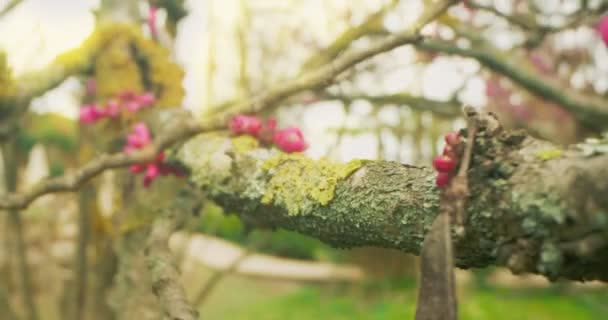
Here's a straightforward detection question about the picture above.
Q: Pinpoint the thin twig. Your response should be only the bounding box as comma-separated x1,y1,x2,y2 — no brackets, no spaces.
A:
2,141,39,320
0,0,456,211
193,247,252,307
0,0,22,18
145,191,201,320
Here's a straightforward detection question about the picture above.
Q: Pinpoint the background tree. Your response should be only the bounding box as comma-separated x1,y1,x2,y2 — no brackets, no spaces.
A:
0,0,607,319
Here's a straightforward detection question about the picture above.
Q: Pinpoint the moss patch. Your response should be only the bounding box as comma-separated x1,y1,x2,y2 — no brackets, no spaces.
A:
260,154,364,216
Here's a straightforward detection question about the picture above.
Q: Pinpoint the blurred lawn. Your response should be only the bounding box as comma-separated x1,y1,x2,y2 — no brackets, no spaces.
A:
204,279,607,320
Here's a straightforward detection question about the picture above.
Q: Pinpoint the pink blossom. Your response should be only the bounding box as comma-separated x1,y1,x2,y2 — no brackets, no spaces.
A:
230,115,263,136
273,127,307,153
597,16,608,46
148,5,158,37
143,163,160,187
104,100,121,118
126,123,152,148
137,92,155,107
125,101,142,112
79,104,104,123
119,90,136,101
129,164,144,173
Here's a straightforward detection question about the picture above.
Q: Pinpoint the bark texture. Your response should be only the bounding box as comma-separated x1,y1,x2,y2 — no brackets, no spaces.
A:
176,116,608,282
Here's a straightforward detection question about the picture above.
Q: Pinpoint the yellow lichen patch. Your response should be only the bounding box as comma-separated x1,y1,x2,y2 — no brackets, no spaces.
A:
261,153,364,216
232,135,259,154
52,23,184,107
535,148,563,161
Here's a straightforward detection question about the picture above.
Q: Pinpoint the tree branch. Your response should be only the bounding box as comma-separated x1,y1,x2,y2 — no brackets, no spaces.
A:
176,112,608,281
145,190,201,320
0,0,456,211
415,39,608,131
322,92,461,118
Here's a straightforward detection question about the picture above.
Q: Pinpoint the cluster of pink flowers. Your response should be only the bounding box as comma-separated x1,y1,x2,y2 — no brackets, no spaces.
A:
230,115,307,153
123,123,184,187
598,16,608,46
433,132,462,188
79,91,155,124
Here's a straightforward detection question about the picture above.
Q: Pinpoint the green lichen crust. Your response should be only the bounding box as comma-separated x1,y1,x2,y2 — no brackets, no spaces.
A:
261,154,365,216
177,129,608,281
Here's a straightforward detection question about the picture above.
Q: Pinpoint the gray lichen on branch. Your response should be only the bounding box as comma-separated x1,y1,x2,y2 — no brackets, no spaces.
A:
176,112,608,282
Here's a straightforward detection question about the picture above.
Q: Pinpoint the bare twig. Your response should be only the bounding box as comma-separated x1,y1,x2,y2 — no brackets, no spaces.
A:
193,244,255,307
0,0,456,211
145,190,201,320
416,39,608,130
70,184,94,320
0,0,22,18
2,141,39,320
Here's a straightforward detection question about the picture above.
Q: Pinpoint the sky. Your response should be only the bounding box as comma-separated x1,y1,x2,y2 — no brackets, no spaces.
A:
0,0,492,162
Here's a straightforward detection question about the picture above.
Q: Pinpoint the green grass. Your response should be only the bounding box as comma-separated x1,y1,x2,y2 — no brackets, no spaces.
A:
215,282,608,320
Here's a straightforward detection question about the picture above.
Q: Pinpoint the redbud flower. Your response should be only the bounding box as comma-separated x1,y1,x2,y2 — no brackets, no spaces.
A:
444,132,460,146
104,100,121,118
129,164,144,173
79,104,104,123
433,155,456,172
126,101,142,113
273,127,307,153
597,16,608,46
230,115,263,136
436,172,451,188
127,123,152,148
143,163,160,187
148,5,158,37
137,92,155,107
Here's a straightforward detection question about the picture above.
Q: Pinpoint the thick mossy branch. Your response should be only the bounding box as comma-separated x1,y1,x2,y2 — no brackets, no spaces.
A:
177,125,608,282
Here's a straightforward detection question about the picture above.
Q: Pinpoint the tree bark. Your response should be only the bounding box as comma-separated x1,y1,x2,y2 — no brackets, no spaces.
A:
176,113,608,282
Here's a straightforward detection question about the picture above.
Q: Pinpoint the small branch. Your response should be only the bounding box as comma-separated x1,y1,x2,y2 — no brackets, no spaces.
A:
301,0,399,70
145,190,201,320
0,116,212,210
416,39,608,130
69,184,94,320
0,0,22,18
322,92,461,118
0,0,456,211
0,283,18,320
193,245,254,307
2,142,39,320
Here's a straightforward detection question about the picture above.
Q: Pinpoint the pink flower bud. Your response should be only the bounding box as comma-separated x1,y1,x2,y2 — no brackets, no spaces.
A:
273,127,308,153
126,101,142,112
143,163,160,187
148,5,158,37
137,92,155,107
104,100,121,118
433,155,456,172
230,115,263,136
444,132,461,146
245,117,263,136
129,164,144,173
597,16,608,46
436,172,451,188
79,104,104,123
127,123,152,148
